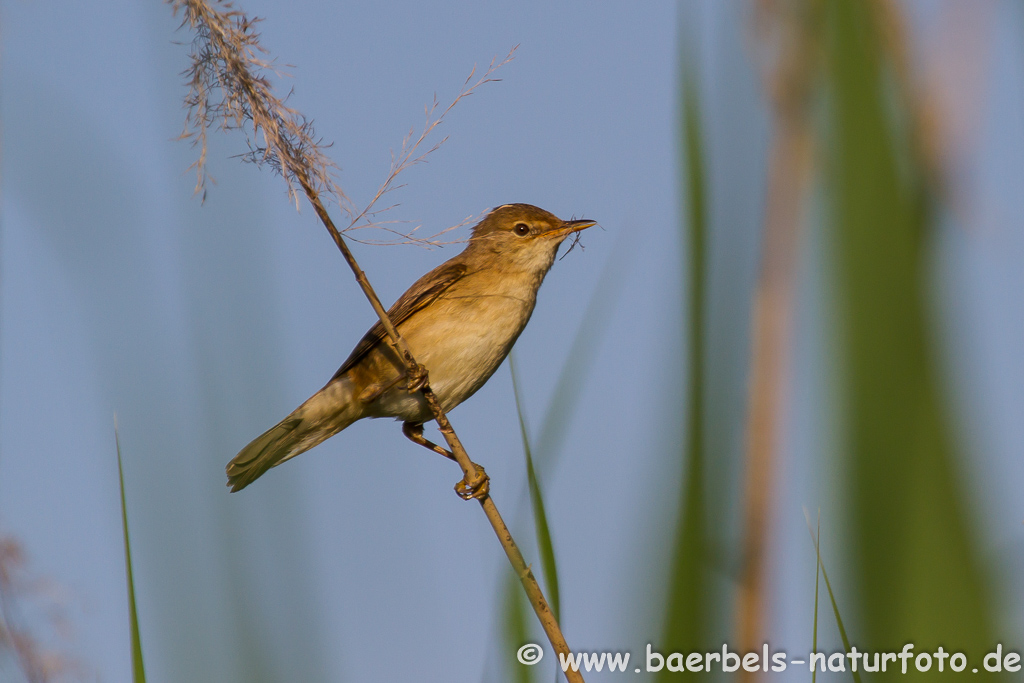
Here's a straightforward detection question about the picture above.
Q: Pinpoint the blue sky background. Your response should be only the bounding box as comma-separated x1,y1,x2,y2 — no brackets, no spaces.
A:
2,1,1023,682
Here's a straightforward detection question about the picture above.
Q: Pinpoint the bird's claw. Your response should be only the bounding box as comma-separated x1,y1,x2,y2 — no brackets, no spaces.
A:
407,364,429,392
403,421,486,499
455,464,490,500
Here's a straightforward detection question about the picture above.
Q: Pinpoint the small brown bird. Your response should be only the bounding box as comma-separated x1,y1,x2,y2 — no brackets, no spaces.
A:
227,203,595,491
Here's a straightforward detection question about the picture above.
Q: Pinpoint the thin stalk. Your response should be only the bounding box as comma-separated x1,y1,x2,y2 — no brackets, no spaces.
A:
295,172,579,681
736,2,822,677
170,3,580,674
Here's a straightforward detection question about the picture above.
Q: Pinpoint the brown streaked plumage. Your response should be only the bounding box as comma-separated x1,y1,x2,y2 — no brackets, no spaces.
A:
226,203,595,491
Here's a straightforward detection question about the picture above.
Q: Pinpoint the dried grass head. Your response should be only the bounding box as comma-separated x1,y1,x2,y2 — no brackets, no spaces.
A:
171,0,347,211
0,535,79,682
171,0,516,246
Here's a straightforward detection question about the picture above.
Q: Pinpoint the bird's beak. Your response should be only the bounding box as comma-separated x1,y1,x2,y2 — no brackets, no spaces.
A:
544,218,597,239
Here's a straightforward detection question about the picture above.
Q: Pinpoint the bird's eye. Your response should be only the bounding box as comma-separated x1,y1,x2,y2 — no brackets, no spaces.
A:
513,222,530,236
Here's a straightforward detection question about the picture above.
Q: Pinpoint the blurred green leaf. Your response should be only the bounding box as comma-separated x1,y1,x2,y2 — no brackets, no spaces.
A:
534,239,631,474
498,245,627,682
826,1,1000,677
510,355,561,624
658,58,712,681
501,574,536,683
115,419,147,683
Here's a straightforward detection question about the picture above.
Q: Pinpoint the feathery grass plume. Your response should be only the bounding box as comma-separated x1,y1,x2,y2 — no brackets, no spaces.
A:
170,0,515,245
340,52,516,245
0,535,77,683
170,0,346,209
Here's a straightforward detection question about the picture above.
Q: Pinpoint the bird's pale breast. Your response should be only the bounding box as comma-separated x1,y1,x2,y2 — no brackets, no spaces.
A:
369,269,540,422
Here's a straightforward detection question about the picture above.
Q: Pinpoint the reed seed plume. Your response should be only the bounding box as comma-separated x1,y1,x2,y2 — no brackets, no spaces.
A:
170,0,346,210
343,49,517,245
0,535,77,683
170,0,516,246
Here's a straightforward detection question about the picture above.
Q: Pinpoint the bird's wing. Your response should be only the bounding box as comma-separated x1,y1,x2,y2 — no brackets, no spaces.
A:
331,260,469,380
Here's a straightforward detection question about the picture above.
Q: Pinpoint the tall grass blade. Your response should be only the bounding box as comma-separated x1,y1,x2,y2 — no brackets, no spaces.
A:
510,355,561,623
826,1,1000,675
804,508,861,683
499,250,626,680
115,419,147,683
659,57,711,681
820,556,859,683
811,510,821,683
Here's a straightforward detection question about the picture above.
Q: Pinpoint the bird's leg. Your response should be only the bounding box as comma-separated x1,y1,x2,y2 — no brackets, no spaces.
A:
402,421,455,460
401,421,490,500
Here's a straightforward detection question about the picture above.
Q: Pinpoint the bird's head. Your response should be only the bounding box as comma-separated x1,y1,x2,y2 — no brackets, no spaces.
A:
464,203,596,274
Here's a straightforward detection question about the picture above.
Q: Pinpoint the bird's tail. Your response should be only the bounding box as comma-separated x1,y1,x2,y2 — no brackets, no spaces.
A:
226,380,358,492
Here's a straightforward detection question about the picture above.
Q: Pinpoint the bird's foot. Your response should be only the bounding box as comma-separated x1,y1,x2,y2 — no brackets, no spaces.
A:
455,464,489,501
402,422,489,500
406,363,430,392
